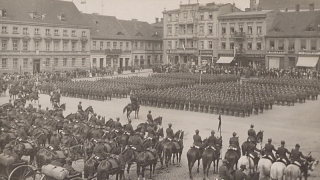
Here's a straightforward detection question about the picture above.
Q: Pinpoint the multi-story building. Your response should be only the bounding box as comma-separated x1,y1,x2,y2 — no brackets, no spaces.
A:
265,5,320,70
162,2,240,65
0,0,91,74
217,10,278,67
84,14,163,70
252,0,320,11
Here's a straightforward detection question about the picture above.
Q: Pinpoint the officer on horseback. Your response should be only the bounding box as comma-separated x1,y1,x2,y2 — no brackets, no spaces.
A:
89,113,98,125
247,138,261,165
124,118,134,135
78,101,83,112
290,144,308,170
166,123,174,141
276,141,291,165
128,132,144,152
247,124,256,143
93,139,108,160
263,138,277,162
113,117,122,132
193,130,203,154
229,132,240,157
207,130,218,149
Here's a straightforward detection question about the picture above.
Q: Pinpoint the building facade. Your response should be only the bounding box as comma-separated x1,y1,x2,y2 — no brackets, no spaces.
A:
0,0,90,74
217,10,278,67
162,2,240,66
265,6,320,70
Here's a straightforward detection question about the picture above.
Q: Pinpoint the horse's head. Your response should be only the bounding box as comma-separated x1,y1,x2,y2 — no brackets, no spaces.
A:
307,153,319,171
154,116,163,125
60,103,66,111
86,106,94,113
174,130,184,140
256,130,264,143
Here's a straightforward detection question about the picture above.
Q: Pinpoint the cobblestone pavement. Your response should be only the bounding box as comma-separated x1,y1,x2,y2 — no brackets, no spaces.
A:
1,80,320,180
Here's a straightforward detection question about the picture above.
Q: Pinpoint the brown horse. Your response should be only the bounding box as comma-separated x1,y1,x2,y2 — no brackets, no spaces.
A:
241,130,264,156
203,137,222,178
123,103,140,119
163,130,184,173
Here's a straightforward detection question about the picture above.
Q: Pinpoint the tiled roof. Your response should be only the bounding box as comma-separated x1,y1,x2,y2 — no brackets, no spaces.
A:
258,0,320,10
118,20,163,41
218,10,274,19
82,14,130,40
0,0,88,27
266,11,320,37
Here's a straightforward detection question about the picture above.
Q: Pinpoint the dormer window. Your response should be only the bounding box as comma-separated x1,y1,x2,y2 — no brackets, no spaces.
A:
116,32,124,35
152,32,159,37
0,9,7,17
28,11,37,19
58,14,66,21
94,20,98,24
305,27,314,31
135,32,143,36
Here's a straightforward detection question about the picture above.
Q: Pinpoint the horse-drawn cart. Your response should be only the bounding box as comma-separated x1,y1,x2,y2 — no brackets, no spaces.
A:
0,157,37,180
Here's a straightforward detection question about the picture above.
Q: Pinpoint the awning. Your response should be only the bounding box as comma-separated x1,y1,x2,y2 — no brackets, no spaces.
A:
296,57,319,67
216,57,234,64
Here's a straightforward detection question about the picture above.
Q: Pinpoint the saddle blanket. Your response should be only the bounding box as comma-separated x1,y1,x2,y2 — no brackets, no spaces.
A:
276,158,288,165
228,146,237,151
108,158,119,169
173,142,180,150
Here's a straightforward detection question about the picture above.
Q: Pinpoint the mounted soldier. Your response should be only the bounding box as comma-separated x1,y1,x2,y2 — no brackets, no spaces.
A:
128,132,144,152
207,130,218,149
113,117,122,132
78,101,83,112
263,138,277,162
124,118,134,135
166,123,174,141
192,129,203,155
276,140,291,165
147,110,153,124
229,132,240,157
247,124,257,144
290,144,308,171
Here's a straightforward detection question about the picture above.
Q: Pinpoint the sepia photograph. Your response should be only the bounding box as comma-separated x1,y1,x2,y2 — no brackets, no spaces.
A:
0,0,319,179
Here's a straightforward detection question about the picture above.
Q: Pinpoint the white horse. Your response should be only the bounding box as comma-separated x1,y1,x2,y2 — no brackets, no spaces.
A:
238,156,255,175
284,158,318,180
257,157,273,179
270,161,286,180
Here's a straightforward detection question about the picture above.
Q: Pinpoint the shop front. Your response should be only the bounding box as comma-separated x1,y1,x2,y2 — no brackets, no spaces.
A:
105,49,121,68
245,54,265,68
200,50,213,66
217,54,235,66
296,56,320,70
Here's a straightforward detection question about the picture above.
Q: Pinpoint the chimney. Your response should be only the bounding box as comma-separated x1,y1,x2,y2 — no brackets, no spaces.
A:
285,8,288,12
295,4,300,12
156,18,159,23
161,18,163,22
245,8,251,12
232,3,236,12
309,3,314,11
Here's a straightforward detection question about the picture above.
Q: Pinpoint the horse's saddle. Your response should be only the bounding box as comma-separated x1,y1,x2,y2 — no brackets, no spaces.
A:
145,149,157,161
108,158,120,170
191,145,201,149
276,158,288,165
206,146,216,150
262,155,274,162
227,146,237,151
292,161,302,167
172,142,180,150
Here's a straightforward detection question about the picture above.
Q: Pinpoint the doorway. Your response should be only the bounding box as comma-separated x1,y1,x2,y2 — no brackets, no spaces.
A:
120,58,123,68
100,58,104,69
33,59,40,73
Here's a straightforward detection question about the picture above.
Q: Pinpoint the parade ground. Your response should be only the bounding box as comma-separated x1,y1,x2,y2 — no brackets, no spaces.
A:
1,74,320,180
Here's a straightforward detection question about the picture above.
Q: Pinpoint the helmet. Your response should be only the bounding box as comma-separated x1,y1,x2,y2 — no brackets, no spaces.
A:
79,101,82,104
233,132,237,136
281,141,285,145
195,129,199,134
250,124,254,128
168,123,172,127
211,130,215,135
295,144,300,148
116,117,120,121
128,119,132,123
268,138,272,143
94,113,97,116
148,110,151,113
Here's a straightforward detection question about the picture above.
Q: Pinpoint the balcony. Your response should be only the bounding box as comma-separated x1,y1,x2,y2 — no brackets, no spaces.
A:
298,50,320,55
266,50,285,54
179,18,194,24
236,49,246,54
178,33,194,39
233,32,246,40
176,47,198,54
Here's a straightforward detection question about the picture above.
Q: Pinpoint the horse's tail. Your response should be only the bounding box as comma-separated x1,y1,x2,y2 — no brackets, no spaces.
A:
123,105,128,114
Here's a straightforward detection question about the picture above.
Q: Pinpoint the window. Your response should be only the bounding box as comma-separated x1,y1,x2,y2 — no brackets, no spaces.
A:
63,41,68,51
2,58,7,68
63,58,67,66
221,26,226,35
168,41,172,49
175,41,178,48
23,58,28,68
23,41,28,50
12,40,18,51
13,27,18,34
82,58,86,66
72,41,76,51
247,42,252,50
13,58,18,68
54,29,59,36
2,9,7,17
54,41,59,51
200,41,204,49
311,39,317,50
107,42,111,49
72,58,76,66
35,28,40,35
140,42,144,49
54,58,58,66
208,25,213,34
120,42,123,49
209,41,213,48
221,42,226,49
72,30,76,36
257,42,261,50
92,58,96,67
230,25,235,35
2,40,7,50
239,24,243,32
23,28,28,34
175,14,179,21
167,26,172,35
126,42,129,50
160,55,163,63
91,41,96,50
184,12,187,19
278,39,284,50
288,39,295,51
199,26,204,35
247,25,253,34
113,42,117,49
2,26,7,33
168,14,172,22
209,12,212,20
300,39,307,50
45,41,50,51
82,31,86,37
257,25,262,34
100,42,104,50
200,13,204,20
175,26,178,35
35,41,39,50
45,29,50,35
269,40,275,50
192,12,195,18
81,42,85,51
63,30,68,36
45,58,50,67
230,42,234,49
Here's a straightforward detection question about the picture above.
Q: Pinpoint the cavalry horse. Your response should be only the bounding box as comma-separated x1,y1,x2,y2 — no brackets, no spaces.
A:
50,91,61,107
29,90,40,105
123,101,140,119
285,153,318,180
79,106,94,121
202,137,222,178
241,130,264,156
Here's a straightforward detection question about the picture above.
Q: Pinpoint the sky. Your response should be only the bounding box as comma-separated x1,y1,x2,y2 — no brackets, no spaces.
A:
69,0,250,23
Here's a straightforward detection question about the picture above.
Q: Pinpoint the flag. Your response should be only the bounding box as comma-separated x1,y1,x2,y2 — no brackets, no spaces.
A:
81,0,86,4
182,44,185,50
218,115,221,131
233,47,237,57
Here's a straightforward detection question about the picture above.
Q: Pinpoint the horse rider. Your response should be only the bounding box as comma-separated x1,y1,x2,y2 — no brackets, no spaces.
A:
229,132,241,157
93,139,108,160
166,123,174,141
193,129,203,154
89,113,98,126
53,101,59,110
146,123,155,139
17,124,28,142
263,138,277,162
53,108,64,120
219,159,232,180
128,132,144,152
113,117,122,133
234,164,248,180
290,144,308,171
96,115,105,127
207,130,218,149
44,107,50,118
247,124,256,143
75,110,83,120
49,132,60,151
124,118,134,135
78,101,83,112
276,141,291,165
26,104,33,113
147,110,153,123
247,138,261,165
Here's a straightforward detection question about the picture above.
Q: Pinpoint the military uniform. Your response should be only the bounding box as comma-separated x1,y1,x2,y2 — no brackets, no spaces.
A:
128,135,144,152
276,146,291,164
166,127,174,140
264,143,276,161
